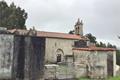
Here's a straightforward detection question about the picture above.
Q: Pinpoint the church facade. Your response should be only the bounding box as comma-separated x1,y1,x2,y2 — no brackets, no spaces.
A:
0,19,117,80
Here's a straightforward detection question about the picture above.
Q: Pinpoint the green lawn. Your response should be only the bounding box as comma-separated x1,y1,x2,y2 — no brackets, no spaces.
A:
77,76,120,80
108,76,120,80
76,77,90,80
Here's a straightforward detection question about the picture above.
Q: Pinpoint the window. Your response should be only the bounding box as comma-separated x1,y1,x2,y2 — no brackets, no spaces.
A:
56,49,64,63
57,54,61,62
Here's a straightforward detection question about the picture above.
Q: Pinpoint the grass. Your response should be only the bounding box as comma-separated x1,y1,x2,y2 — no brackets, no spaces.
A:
76,77,90,80
108,76,120,80
76,76,120,80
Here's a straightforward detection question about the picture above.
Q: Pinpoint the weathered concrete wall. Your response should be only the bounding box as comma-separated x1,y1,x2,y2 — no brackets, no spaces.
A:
107,51,116,77
0,34,14,79
12,36,45,80
45,38,75,63
12,36,25,80
24,37,45,80
74,40,87,48
113,51,116,76
73,50,109,78
44,64,74,79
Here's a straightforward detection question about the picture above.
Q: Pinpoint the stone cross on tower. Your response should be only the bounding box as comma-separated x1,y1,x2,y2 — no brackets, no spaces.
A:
74,18,83,36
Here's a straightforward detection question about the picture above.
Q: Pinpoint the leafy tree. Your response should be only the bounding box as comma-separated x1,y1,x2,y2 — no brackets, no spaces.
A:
107,43,116,48
0,1,9,27
96,42,116,48
96,42,100,47
107,43,113,48
85,33,116,48
96,42,106,48
69,30,74,34
0,1,27,29
100,42,106,47
85,33,97,43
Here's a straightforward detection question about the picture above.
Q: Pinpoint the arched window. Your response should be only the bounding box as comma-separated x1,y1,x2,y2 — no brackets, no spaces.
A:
57,54,61,62
56,49,64,63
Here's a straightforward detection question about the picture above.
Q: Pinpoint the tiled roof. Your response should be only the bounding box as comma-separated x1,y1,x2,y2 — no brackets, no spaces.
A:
8,29,87,40
36,31,86,40
73,47,116,51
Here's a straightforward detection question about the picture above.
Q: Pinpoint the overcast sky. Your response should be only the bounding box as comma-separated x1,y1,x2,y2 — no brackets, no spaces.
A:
4,0,120,48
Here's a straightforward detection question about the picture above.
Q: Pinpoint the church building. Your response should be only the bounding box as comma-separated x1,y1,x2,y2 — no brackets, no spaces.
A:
9,19,87,64
0,19,117,80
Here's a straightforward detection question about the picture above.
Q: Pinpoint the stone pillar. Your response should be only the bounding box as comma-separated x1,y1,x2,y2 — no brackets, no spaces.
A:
113,51,116,76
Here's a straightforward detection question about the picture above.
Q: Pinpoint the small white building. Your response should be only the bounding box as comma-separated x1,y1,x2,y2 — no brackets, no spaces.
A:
73,47,116,78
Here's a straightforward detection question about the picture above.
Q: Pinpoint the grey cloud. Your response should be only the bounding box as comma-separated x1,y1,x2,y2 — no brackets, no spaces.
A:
93,0,120,38
5,0,120,47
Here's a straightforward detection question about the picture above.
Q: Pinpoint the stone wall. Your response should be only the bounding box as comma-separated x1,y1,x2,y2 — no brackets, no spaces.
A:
12,36,45,80
45,38,75,63
74,40,87,48
0,34,14,79
73,50,109,78
107,51,116,77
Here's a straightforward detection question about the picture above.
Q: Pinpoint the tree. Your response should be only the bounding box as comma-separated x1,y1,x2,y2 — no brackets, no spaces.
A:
96,42,106,48
96,42,100,47
107,43,113,48
106,43,116,48
0,1,27,29
0,1,9,27
85,33,116,48
99,42,106,48
69,30,74,34
85,33,97,43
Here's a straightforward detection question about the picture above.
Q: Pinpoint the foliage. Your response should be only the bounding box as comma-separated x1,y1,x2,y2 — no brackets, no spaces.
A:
96,41,107,48
96,42,116,48
0,0,27,29
107,43,116,48
85,33,116,48
85,33,97,43
69,30,74,34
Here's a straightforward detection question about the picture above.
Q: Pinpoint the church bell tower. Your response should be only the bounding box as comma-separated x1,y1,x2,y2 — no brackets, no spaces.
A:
74,18,83,36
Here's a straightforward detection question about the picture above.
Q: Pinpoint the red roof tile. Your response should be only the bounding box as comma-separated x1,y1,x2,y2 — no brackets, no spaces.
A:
73,47,116,51
8,29,87,40
36,31,86,40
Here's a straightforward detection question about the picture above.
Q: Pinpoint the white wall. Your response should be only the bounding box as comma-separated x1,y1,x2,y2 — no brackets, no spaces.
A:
73,50,109,78
45,38,75,63
0,34,14,79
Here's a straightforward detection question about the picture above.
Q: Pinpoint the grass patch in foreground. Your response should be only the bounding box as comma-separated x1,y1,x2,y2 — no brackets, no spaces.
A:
108,76,120,80
76,76,120,80
76,77,90,80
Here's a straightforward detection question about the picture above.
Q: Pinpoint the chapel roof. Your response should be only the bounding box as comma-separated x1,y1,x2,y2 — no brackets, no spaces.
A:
73,47,116,51
8,29,87,40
